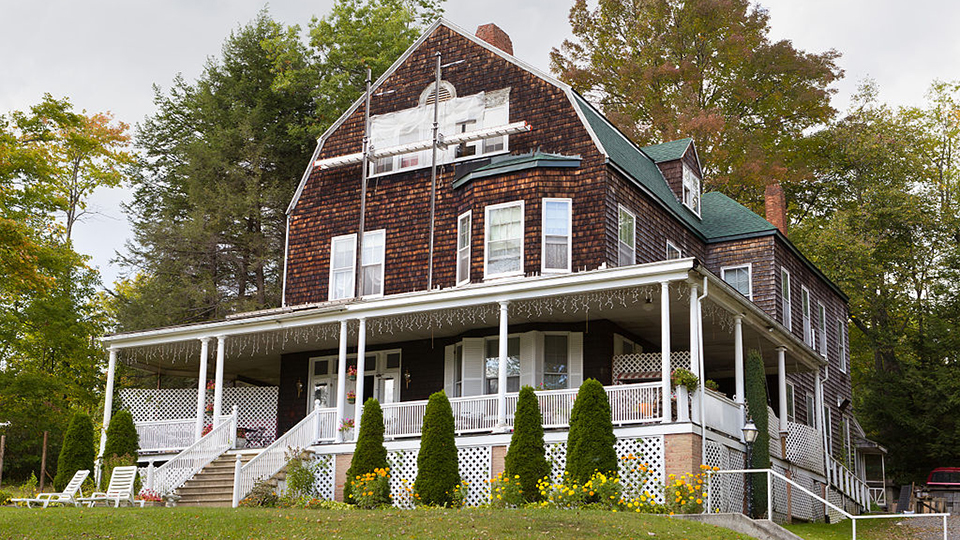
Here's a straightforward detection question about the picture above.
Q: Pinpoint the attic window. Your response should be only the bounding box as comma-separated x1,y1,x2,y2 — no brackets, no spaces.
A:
682,163,701,216
419,81,456,106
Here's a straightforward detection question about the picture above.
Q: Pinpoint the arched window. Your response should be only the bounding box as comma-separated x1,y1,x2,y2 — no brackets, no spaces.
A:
419,80,457,106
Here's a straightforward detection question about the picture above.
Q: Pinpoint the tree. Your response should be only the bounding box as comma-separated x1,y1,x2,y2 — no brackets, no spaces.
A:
0,369,72,482
744,349,769,517
550,0,841,205
565,379,617,485
103,409,139,461
53,411,95,492
344,398,389,504
504,386,550,502
414,390,459,506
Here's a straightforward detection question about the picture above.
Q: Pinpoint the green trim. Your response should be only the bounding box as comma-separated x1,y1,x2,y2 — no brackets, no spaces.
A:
451,151,581,189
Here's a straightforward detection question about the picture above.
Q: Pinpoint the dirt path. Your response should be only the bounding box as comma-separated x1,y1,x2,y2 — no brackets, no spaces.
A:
902,514,957,540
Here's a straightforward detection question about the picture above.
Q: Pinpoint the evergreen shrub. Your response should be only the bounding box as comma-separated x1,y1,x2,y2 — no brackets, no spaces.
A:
53,412,95,491
566,379,617,485
344,398,389,504
413,390,460,506
504,386,549,502
103,410,139,460
744,349,771,517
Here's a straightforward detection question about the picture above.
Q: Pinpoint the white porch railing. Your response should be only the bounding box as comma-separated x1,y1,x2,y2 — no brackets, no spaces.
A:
232,405,336,506
150,409,237,496
828,456,870,509
703,388,742,439
136,418,195,453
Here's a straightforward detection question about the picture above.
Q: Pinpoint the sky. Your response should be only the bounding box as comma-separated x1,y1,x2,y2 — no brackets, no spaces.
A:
2,0,958,289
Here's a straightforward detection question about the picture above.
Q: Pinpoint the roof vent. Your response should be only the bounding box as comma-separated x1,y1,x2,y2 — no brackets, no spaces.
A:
420,80,456,106
475,23,513,56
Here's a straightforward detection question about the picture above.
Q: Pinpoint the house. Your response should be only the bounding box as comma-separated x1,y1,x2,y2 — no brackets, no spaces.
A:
99,19,880,515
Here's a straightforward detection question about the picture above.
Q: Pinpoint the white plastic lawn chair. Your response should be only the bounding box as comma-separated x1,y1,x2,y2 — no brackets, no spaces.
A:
11,469,90,508
77,466,143,508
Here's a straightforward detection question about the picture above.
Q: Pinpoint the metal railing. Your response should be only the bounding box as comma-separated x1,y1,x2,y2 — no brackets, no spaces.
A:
135,418,196,453
706,468,948,540
232,404,336,506
149,409,236,496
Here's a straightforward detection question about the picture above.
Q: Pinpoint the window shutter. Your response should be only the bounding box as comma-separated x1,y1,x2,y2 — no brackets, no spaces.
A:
444,345,455,396
461,338,485,396
520,332,537,388
569,332,584,387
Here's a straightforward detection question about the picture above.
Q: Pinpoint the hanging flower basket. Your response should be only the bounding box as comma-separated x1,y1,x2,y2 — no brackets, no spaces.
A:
347,391,356,404
347,366,358,381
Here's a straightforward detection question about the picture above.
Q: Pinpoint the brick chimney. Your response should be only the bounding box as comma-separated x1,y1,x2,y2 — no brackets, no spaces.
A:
475,23,513,56
764,182,788,236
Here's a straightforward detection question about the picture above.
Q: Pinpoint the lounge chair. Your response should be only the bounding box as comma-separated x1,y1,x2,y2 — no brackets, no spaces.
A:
77,466,144,508
11,469,90,508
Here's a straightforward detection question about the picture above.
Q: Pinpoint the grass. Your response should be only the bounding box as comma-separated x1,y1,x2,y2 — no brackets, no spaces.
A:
0,506,755,539
784,516,935,540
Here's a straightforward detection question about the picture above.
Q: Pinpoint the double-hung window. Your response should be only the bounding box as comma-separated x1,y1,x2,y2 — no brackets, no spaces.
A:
542,198,572,273
543,334,569,390
818,303,827,357
786,382,796,423
618,205,636,267
838,319,847,373
781,268,792,330
329,234,357,300
802,286,812,346
484,337,520,394
329,231,385,300
721,264,752,299
682,164,701,216
457,211,472,285
360,230,386,297
805,393,816,428
485,201,524,278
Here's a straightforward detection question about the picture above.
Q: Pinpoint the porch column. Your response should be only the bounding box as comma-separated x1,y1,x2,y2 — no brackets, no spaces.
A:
335,320,348,443
777,347,788,434
815,368,826,474
213,335,226,426
660,281,672,423
734,315,745,416
195,337,211,441
97,348,118,467
497,300,510,429
687,283,700,424
353,318,367,440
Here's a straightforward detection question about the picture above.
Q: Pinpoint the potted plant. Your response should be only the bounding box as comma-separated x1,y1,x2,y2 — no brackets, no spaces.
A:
670,368,699,393
138,488,163,507
339,418,355,440
347,391,356,404
347,366,358,381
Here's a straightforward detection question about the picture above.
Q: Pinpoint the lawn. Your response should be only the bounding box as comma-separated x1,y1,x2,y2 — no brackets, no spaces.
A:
784,516,935,540
0,506,754,539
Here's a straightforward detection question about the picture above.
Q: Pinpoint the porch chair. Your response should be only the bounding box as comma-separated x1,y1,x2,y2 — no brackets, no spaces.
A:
11,469,90,508
77,466,144,508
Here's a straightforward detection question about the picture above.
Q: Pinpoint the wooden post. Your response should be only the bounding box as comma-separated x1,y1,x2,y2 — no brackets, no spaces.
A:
0,434,5,486
40,431,48,491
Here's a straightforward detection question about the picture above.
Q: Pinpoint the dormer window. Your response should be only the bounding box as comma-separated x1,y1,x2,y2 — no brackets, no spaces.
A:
682,163,701,216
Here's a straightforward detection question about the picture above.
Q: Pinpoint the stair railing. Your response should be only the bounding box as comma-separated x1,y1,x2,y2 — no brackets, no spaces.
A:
149,406,237,496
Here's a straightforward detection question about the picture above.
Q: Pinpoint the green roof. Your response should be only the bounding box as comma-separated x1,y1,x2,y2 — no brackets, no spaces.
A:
451,151,580,189
641,138,693,163
699,192,777,240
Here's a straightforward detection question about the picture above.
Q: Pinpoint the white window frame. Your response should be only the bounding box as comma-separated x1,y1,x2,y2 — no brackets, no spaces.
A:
541,332,571,390
307,349,402,413
805,392,816,428
618,205,636,267
786,382,796,423
682,163,701,216
824,406,834,456
484,200,525,279
360,229,386,298
456,211,472,286
838,318,847,373
483,335,521,395
802,286,812,346
721,263,753,299
541,198,572,274
666,241,682,260
781,267,792,330
818,302,827,358
328,233,357,301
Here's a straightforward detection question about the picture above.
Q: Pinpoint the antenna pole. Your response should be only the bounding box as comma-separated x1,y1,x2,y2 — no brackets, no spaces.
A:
356,68,372,299
427,52,441,291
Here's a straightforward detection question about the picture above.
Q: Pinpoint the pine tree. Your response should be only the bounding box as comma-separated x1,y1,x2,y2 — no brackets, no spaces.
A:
103,409,139,460
53,412,94,491
744,349,770,517
565,379,617,484
344,398,389,504
505,386,550,502
414,390,460,506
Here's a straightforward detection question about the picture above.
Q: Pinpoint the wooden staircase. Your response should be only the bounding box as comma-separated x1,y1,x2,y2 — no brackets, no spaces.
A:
176,450,260,507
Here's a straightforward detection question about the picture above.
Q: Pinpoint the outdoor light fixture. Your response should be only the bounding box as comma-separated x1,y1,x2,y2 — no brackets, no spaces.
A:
296,379,303,397
742,418,758,518
742,420,758,444
404,368,412,389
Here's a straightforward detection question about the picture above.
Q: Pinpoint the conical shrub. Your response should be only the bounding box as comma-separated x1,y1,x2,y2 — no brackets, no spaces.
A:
344,398,389,504
414,390,460,506
565,379,617,484
53,411,95,491
745,349,770,517
103,409,139,460
505,386,549,502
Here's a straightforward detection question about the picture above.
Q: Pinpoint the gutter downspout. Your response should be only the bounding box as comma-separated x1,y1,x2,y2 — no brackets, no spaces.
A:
698,276,708,464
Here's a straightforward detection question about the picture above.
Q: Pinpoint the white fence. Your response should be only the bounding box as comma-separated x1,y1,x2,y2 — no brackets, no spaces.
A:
828,456,870,509
149,410,236,496
136,419,196,453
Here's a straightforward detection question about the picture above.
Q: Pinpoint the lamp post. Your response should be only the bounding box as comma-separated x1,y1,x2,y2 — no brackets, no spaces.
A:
742,419,759,518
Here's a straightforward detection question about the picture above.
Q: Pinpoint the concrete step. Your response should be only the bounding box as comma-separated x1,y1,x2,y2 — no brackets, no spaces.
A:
671,514,804,540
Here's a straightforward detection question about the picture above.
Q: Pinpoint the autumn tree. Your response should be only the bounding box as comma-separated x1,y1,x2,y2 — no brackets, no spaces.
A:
550,0,841,205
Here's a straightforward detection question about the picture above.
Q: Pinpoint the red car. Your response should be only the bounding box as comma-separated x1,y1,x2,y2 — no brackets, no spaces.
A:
927,468,960,487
